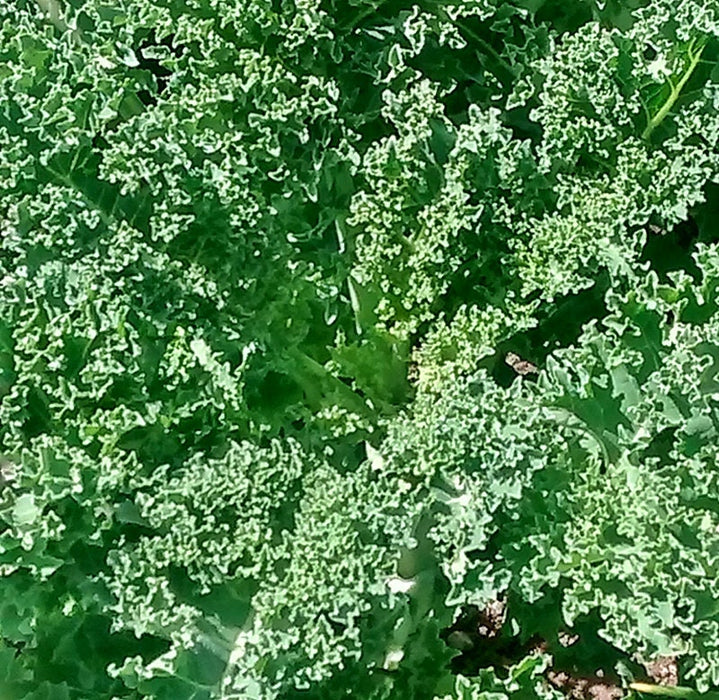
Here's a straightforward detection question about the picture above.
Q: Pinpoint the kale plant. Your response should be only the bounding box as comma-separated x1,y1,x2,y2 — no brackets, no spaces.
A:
2,0,719,697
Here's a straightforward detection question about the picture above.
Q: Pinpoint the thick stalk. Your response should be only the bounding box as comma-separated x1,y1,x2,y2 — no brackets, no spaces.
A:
287,349,370,416
629,682,699,698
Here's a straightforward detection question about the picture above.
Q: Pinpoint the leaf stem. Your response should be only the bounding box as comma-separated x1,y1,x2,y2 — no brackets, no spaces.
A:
642,39,706,140
339,0,390,32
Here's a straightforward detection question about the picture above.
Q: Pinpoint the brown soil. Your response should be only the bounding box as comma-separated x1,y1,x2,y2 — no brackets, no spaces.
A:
645,656,678,687
547,669,624,700
477,598,506,638
444,603,631,699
